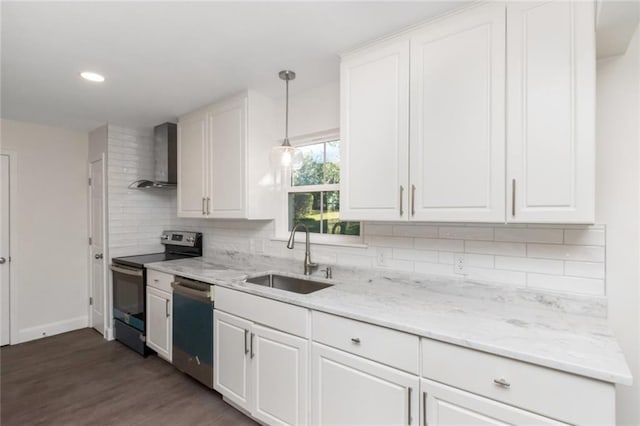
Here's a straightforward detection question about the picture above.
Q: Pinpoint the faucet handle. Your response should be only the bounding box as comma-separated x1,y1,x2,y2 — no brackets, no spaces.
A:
321,267,333,279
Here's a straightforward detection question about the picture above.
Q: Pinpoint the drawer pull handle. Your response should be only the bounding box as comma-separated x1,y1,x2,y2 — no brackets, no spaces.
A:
493,378,510,388
351,337,361,344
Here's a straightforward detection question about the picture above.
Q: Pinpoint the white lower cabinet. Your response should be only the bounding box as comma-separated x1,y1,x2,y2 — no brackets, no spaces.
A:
312,343,419,426
214,296,309,426
146,271,174,362
422,379,566,425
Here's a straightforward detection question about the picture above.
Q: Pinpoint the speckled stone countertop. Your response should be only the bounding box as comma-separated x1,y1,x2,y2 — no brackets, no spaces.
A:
146,251,632,385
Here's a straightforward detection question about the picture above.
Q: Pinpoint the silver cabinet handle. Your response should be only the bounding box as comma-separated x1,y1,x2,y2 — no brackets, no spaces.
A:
94,253,103,259
244,329,249,355
493,377,511,388
165,299,170,318
0,257,5,264
351,337,361,344
202,197,206,215
250,332,255,358
400,185,404,216
511,179,516,217
411,184,416,216
207,197,211,215
407,387,412,425
423,391,428,426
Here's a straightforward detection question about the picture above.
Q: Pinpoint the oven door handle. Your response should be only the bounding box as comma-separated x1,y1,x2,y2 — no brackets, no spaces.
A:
171,282,211,300
110,264,144,277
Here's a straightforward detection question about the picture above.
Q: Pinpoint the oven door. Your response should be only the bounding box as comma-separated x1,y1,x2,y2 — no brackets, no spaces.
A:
111,264,145,331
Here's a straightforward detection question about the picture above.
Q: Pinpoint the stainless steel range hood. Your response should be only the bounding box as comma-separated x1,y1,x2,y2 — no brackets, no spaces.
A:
129,122,177,189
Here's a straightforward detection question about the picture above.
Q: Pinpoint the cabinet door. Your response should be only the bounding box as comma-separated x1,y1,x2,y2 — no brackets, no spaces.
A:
214,310,252,411
340,38,410,221
422,379,566,425
312,343,419,426
252,324,308,426
177,111,207,217
146,287,171,362
207,96,247,218
409,3,506,222
507,1,595,223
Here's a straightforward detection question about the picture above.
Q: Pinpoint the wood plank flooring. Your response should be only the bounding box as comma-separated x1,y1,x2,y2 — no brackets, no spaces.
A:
1,328,257,426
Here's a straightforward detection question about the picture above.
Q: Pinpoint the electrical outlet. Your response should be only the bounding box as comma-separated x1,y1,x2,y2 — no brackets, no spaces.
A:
454,254,466,274
376,248,389,266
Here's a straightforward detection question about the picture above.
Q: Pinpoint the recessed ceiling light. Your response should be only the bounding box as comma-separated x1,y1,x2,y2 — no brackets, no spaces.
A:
80,71,105,82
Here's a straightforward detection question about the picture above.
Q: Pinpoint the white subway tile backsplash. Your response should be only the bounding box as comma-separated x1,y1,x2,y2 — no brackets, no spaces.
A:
366,235,414,249
414,261,455,276
464,253,495,268
494,228,563,244
415,238,464,252
527,274,605,296
438,226,493,241
527,244,605,262
393,248,439,263
393,224,438,238
564,229,605,246
438,252,454,264
364,223,394,236
465,241,526,256
495,256,564,275
564,261,606,279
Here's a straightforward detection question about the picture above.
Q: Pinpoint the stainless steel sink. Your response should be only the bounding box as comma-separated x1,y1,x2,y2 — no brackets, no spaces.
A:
246,273,332,294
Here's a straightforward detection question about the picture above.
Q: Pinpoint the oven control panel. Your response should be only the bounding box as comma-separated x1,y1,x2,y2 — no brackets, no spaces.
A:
161,231,201,247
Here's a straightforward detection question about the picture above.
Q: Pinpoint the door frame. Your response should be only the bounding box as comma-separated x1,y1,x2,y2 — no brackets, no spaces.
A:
88,154,108,336
1,150,18,345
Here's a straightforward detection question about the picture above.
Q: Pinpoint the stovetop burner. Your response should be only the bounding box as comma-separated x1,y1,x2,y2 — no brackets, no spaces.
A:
111,230,203,269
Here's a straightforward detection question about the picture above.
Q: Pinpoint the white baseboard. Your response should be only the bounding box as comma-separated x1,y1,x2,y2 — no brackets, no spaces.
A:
105,327,114,341
17,316,89,344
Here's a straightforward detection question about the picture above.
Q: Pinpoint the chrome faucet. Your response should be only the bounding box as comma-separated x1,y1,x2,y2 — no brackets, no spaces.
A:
286,223,318,275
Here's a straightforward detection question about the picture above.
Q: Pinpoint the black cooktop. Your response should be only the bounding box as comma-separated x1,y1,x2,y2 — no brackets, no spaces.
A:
112,252,194,269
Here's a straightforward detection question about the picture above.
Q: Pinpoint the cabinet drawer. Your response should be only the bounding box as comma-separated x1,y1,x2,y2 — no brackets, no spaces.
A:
147,269,174,293
215,286,309,338
312,311,419,374
421,339,615,425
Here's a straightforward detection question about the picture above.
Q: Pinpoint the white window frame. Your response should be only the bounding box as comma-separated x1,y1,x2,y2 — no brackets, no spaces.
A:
273,129,364,247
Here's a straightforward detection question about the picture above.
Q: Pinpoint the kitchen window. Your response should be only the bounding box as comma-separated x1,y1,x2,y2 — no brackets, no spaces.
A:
279,131,362,245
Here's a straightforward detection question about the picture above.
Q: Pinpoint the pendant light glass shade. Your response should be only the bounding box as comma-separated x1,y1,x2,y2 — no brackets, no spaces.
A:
271,70,302,170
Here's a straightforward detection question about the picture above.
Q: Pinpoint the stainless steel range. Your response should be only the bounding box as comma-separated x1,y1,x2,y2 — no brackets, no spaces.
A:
110,231,202,355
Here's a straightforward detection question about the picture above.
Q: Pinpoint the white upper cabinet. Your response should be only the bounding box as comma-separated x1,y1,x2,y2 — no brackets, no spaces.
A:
410,3,506,222
340,1,596,224
340,39,410,221
177,110,207,218
506,1,595,223
178,90,277,219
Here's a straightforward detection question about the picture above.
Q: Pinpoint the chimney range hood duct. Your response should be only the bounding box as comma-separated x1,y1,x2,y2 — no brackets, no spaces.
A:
129,122,177,189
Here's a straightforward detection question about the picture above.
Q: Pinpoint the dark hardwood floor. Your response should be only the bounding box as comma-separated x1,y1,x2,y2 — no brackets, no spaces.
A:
1,328,257,425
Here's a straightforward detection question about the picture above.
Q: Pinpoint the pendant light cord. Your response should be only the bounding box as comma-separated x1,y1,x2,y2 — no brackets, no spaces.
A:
285,76,289,143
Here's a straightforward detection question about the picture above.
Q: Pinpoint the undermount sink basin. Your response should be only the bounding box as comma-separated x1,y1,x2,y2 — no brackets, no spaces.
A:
246,273,333,294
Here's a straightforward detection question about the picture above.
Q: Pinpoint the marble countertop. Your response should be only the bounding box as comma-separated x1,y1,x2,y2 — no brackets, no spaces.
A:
146,252,632,385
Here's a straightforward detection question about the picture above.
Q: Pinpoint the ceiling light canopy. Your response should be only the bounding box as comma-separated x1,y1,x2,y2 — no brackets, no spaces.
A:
80,71,105,82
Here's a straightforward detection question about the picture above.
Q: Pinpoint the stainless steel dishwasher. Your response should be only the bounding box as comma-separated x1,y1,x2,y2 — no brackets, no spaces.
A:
171,277,214,388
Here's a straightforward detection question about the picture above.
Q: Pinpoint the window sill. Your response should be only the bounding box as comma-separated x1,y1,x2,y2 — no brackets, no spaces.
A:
270,236,369,249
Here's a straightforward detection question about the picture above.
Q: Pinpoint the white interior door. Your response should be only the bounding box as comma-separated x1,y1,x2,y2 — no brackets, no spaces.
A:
90,158,105,335
0,154,11,346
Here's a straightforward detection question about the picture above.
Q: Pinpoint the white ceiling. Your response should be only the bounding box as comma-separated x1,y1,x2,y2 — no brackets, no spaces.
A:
1,1,468,132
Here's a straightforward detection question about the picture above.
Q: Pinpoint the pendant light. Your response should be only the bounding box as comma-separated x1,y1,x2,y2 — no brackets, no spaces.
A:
271,70,303,170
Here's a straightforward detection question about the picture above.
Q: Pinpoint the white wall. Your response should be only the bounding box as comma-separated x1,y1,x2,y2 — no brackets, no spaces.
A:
0,119,89,343
596,25,640,425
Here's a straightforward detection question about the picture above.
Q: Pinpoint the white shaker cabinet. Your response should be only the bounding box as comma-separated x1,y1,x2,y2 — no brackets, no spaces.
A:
340,3,505,222
146,270,175,362
177,110,207,218
214,287,309,426
177,90,277,219
311,343,419,426
422,379,567,425
506,1,596,223
410,3,506,222
340,38,410,221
